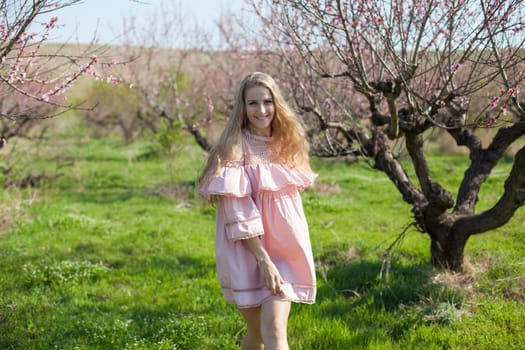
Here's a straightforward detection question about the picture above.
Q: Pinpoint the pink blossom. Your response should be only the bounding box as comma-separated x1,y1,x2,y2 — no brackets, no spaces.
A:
204,93,214,113
46,17,58,29
489,96,500,109
90,71,101,80
106,75,118,85
322,97,332,110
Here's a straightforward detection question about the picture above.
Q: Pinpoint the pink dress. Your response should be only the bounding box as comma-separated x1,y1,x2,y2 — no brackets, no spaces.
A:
200,130,317,308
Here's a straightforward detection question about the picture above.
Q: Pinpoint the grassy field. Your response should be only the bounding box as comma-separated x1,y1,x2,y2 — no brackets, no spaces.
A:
0,116,524,349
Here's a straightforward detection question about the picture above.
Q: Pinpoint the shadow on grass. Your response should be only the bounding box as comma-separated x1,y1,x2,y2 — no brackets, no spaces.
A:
305,250,465,348
319,259,440,309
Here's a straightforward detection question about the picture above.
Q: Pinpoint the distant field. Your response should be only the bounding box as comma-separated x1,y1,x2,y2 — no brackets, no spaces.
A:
0,115,523,349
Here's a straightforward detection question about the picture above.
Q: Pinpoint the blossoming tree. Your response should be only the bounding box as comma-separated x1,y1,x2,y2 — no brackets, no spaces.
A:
251,0,525,271
0,0,110,148
103,7,265,149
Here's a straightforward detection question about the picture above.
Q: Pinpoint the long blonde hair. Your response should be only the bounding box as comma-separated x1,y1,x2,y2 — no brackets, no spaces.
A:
198,72,311,190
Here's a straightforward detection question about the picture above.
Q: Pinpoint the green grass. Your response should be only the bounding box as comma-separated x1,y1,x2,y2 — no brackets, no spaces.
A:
0,116,524,349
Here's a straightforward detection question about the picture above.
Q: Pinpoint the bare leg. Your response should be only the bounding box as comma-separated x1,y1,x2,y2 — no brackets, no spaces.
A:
238,306,264,350
260,297,291,350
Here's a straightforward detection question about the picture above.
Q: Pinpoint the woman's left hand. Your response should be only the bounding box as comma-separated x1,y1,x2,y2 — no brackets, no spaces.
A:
257,257,285,295
243,237,286,295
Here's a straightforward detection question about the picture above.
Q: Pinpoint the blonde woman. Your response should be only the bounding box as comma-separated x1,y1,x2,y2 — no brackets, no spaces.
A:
199,72,316,350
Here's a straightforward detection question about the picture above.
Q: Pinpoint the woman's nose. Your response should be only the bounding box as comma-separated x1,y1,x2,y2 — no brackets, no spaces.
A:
257,103,266,113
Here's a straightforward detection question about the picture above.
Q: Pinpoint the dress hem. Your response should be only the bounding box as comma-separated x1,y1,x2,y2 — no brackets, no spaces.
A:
221,284,316,309
235,298,316,309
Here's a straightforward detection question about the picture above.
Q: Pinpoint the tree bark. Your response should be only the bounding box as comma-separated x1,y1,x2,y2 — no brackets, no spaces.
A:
187,124,212,151
429,146,525,271
454,146,525,235
430,225,469,271
453,121,525,214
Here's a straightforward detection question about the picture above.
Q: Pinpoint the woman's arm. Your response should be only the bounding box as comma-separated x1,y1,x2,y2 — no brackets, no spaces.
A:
243,237,285,295
216,195,284,294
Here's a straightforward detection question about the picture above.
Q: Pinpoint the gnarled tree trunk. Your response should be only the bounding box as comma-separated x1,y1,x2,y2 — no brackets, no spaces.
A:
424,146,525,271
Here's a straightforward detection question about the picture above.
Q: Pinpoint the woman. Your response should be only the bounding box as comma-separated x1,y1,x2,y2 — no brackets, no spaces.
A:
199,72,316,350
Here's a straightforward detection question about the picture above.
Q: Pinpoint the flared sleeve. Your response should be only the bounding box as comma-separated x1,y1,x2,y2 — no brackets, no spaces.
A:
218,195,264,242
199,164,252,199
200,163,264,242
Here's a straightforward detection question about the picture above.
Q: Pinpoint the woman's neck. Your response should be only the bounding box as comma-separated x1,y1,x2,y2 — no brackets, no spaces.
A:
247,125,272,137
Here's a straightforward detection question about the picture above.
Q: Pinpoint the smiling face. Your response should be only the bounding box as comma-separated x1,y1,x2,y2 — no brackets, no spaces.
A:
244,85,275,137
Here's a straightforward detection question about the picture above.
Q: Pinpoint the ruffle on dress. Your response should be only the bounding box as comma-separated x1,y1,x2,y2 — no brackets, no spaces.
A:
200,162,317,199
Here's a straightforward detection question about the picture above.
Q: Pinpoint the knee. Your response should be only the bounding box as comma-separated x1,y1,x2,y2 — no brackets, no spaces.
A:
261,317,287,343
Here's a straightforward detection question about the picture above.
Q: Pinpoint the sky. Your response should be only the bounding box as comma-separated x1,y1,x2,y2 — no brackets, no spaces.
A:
37,0,247,45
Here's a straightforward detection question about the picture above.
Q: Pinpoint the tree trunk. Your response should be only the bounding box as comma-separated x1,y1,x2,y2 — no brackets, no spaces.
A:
431,146,525,271
429,225,470,272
